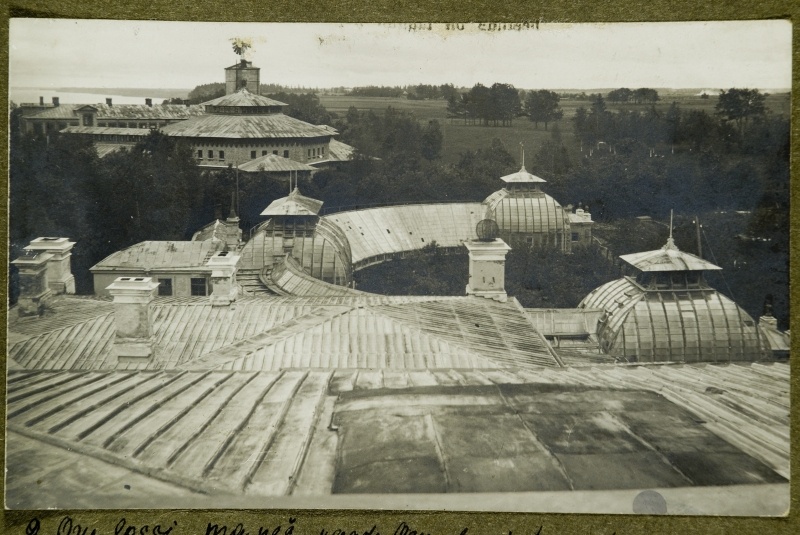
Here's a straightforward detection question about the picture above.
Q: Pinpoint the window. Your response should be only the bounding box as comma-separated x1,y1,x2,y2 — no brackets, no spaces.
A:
82,114,93,126
572,232,580,242
262,150,268,156
273,150,278,155
251,151,256,159
197,150,203,159
157,278,173,296
219,150,225,160
208,150,214,159
283,150,289,158
308,149,311,157
190,277,207,296
322,146,325,155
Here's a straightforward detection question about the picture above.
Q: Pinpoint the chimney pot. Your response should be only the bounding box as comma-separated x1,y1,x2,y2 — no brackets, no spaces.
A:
145,98,152,107
106,98,113,106
24,237,76,295
207,252,240,306
105,276,160,363
52,96,59,106
39,96,44,106
11,250,53,317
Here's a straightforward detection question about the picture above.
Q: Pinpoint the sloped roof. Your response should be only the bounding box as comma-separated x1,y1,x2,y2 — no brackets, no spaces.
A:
25,103,206,121
201,88,287,108
319,139,356,162
6,361,788,509
63,126,150,136
8,294,561,372
500,165,547,183
91,241,224,271
269,255,367,297
261,188,323,216
620,237,721,272
159,113,335,139
525,308,604,337
240,154,316,173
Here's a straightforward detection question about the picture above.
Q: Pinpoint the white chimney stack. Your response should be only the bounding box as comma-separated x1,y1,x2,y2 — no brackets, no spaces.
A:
207,251,240,306
11,250,53,317
24,237,76,295
105,277,159,363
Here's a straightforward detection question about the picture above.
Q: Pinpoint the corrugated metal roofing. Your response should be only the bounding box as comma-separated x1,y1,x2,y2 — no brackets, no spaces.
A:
322,203,484,266
579,277,768,363
5,361,788,505
8,295,560,372
260,188,323,216
63,126,151,135
324,139,356,162
91,241,224,271
201,89,287,108
26,103,206,120
159,113,335,139
620,238,721,272
239,155,316,173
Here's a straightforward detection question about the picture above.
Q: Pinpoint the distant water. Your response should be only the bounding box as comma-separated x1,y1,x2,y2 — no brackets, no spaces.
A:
10,88,180,106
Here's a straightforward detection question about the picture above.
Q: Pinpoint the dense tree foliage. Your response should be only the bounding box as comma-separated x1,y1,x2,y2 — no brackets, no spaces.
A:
716,88,767,135
447,83,522,126
524,90,564,129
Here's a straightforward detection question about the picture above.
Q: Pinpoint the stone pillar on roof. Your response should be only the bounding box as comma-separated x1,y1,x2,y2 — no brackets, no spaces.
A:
465,219,512,303
207,251,240,306
11,250,53,317
106,276,160,364
24,237,76,295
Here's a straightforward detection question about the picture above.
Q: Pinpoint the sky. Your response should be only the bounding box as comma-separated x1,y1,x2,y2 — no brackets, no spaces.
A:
8,19,792,91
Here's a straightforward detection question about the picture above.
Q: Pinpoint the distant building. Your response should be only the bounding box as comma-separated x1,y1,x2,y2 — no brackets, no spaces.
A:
19,60,356,170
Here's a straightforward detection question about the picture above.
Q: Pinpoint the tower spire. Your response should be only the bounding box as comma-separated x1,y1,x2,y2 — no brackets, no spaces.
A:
519,142,525,169
664,209,677,250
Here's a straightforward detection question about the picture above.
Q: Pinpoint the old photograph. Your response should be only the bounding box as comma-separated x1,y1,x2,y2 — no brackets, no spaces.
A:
6,19,791,514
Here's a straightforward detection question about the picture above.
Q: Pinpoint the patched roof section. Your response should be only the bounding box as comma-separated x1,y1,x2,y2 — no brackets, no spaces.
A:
201,88,287,108
620,238,721,272
91,240,224,271
5,361,788,503
159,113,335,139
238,154,316,173
261,188,323,216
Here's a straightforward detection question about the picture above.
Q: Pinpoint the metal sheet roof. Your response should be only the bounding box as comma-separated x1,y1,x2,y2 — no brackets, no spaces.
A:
6,360,788,507
8,295,560,372
159,113,335,139
260,188,323,216
26,103,206,120
322,203,484,265
324,139,356,162
269,256,367,297
500,166,548,183
525,308,604,337
91,241,224,271
239,155,316,173
201,89,287,108
620,238,721,272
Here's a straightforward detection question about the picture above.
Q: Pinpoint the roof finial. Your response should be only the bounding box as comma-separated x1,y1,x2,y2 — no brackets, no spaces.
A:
520,141,525,170
228,191,238,220
663,209,678,250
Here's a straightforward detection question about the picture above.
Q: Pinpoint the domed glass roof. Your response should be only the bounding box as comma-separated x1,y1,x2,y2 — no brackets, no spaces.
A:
483,188,569,236
579,277,768,363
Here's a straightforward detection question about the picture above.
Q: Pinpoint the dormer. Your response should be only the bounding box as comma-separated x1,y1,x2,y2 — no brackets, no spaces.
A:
75,105,99,127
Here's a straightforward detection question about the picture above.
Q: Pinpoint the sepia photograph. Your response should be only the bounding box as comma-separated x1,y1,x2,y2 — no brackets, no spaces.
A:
5,19,791,514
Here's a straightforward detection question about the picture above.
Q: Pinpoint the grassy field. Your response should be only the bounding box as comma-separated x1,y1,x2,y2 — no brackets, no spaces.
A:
320,92,790,166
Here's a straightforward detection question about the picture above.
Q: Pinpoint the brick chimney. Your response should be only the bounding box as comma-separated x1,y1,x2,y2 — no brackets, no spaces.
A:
206,251,240,306
105,277,159,363
39,96,44,106
52,96,59,106
145,98,152,107
24,237,76,295
11,250,53,317
106,98,113,106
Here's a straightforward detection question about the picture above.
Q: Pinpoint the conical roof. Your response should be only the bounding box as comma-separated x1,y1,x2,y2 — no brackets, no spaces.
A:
500,165,547,184
239,154,316,173
620,237,721,272
202,88,287,108
261,187,323,217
